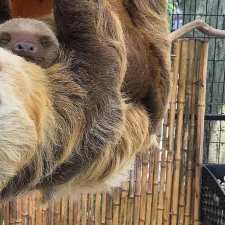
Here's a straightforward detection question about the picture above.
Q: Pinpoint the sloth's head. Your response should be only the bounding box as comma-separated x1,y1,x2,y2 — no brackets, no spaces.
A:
0,18,59,68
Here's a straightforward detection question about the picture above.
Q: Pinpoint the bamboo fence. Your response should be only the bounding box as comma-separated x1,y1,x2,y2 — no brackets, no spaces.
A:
0,39,209,225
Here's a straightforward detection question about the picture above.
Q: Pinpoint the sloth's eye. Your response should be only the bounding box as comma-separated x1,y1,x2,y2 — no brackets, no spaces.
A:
40,36,51,47
0,32,11,45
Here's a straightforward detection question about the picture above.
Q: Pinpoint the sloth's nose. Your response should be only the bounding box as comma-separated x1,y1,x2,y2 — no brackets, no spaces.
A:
14,42,37,54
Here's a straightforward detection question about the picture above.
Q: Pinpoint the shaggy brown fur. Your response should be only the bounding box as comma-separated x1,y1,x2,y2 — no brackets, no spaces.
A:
0,0,171,132
48,0,171,132
117,0,171,132
51,0,171,132
0,0,154,200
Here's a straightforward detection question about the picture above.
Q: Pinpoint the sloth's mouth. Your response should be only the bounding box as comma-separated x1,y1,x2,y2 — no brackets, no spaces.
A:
16,53,44,66
25,56,44,66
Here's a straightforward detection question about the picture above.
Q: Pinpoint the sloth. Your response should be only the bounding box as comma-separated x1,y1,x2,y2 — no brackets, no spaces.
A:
0,0,155,200
0,0,171,134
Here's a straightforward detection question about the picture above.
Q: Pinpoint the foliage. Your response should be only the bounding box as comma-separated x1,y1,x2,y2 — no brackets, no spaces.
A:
167,0,175,15
168,0,176,29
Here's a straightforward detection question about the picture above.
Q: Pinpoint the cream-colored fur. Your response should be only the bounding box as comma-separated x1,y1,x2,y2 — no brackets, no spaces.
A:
0,48,56,190
0,48,37,189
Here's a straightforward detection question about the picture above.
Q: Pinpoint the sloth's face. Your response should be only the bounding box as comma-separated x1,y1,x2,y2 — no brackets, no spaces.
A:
0,18,59,68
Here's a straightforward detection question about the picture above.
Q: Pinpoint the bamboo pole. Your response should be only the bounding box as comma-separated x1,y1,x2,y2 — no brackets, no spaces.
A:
81,194,88,225
87,194,93,225
157,149,167,225
112,188,120,225
139,153,148,225
134,156,141,225
42,203,48,225
101,193,107,225
126,169,134,225
74,200,81,225
184,40,198,225
35,197,41,225
30,194,36,225
171,40,189,225
177,115,189,225
177,40,194,225
157,114,168,225
119,182,128,225
163,41,180,225
177,171,185,225
95,193,101,225
106,194,113,225
145,152,154,225
16,198,22,225
49,201,54,225
151,149,160,225
193,40,208,225
4,202,10,225
68,199,74,225
60,197,67,225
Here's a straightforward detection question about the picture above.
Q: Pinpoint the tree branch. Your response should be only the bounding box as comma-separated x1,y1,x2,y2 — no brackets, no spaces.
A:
169,19,225,41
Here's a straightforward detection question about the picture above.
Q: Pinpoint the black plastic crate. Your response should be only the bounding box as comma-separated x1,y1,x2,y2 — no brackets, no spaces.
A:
201,164,225,225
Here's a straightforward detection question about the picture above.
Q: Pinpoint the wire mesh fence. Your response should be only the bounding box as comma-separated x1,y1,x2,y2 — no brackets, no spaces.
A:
170,0,225,164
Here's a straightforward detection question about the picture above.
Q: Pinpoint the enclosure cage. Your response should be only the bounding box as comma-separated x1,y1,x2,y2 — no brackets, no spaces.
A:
170,0,225,164
0,1,225,225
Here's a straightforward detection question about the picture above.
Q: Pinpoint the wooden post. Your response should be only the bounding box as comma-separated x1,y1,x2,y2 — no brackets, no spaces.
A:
163,40,180,225
193,41,208,225
171,40,188,225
